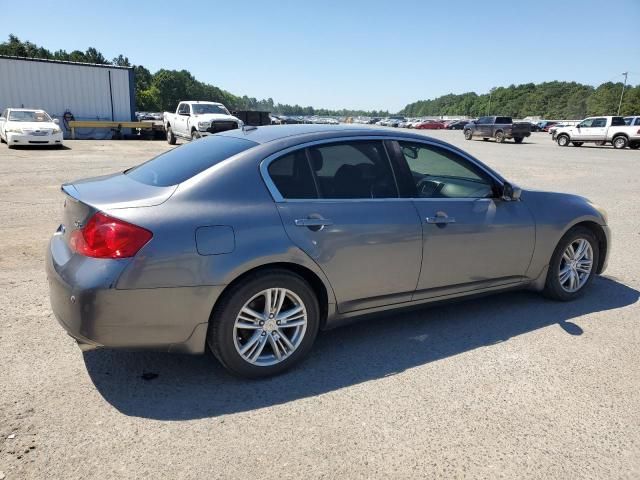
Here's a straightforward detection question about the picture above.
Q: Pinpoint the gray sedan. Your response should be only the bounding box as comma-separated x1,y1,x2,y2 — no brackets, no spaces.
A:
47,125,610,378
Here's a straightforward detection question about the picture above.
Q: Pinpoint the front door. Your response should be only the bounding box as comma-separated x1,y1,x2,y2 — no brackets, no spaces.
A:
394,140,535,299
266,140,423,312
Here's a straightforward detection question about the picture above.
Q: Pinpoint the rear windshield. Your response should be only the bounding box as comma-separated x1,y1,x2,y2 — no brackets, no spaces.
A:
126,135,257,186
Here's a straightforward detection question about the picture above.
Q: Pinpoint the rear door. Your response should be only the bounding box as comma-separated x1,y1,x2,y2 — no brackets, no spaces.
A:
392,140,535,298
266,139,423,312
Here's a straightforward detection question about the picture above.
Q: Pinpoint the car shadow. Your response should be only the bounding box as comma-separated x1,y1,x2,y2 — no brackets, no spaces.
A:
83,276,638,420
7,144,71,150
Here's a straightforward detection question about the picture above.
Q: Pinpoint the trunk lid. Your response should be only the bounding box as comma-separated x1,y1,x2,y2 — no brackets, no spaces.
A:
63,172,177,210
59,173,176,245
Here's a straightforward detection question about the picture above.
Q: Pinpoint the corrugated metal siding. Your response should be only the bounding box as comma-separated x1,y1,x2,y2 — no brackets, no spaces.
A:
0,57,133,122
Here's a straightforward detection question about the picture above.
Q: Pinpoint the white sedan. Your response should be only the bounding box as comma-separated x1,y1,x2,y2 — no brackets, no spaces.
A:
0,108,64,148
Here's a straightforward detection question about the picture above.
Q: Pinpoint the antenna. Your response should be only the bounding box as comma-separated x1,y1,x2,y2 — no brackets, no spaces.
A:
617,72,628,115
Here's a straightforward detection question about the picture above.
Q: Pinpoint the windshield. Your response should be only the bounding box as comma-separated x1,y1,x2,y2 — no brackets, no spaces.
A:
192,104,230,115
9,110,52,122
126,135,257,186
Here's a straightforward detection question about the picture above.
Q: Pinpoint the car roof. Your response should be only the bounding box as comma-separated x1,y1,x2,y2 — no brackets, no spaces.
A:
217,124,446,145
8,108,46,112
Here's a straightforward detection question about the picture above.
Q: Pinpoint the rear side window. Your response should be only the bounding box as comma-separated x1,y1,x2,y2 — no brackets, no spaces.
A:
310,141,398,199
267,150,317,199
126,136,256,186
611,117,626,126
636,118,640,126
592,118,606,128
496,117,511,124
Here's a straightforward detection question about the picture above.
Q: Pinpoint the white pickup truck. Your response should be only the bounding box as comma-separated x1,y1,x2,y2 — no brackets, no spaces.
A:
163,101,242,144
553,116,640,149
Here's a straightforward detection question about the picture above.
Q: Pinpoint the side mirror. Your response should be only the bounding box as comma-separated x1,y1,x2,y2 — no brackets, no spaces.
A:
53,118,60,125
501,182,522,201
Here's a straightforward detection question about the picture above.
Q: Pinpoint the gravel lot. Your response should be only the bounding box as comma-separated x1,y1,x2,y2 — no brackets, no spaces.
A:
1,131,639,479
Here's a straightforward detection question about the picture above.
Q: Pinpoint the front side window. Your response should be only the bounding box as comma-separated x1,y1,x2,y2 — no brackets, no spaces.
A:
177,103,189,115
309,141,398,199
398,142,495,199
579,119,594,128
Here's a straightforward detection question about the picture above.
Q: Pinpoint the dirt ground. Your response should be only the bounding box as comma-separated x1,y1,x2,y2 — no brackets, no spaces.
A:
1,130,638,479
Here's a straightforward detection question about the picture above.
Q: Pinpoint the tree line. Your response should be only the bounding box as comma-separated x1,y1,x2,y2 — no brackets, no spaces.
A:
402,81,640,119
2,35,637,119
0,35,388,117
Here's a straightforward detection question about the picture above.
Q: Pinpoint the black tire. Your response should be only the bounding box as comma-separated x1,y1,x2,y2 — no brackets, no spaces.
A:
629,142,639,150
572,142,583,147
543,226,599,301
464,129,472,140
166,126,176,145
556,134,570,147
612,135,628,149
0,135,5,144
191,129,201,141
514,137,523,144
495,131,505,143
207,269,320,379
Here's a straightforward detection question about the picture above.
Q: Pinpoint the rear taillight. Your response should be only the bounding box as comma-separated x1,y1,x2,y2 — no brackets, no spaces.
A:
70,212,152,259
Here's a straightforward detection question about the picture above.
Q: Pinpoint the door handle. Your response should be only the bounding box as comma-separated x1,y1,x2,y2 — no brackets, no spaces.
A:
294,218,333,227
425,215,456,224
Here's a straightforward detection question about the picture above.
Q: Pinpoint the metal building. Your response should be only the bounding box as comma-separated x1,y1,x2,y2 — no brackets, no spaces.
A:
0,55,135,137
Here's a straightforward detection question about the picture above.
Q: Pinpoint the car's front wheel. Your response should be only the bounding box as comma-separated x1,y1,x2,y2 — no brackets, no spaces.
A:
543,226,599,301
208,270,320,378
495,131,505,143
166,126,176,145
556,134,570,147
464,130,472,140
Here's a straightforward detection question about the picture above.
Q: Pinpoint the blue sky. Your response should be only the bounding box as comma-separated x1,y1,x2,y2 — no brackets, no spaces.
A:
3,0,639,112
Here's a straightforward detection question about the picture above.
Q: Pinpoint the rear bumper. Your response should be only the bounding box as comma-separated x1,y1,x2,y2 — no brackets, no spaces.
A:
46,234,222,354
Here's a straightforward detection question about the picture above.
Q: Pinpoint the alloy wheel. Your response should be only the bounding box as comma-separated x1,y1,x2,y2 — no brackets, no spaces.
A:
233,288,308,366
558,238,593,293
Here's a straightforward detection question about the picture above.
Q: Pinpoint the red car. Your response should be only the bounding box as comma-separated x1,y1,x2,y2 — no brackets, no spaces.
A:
415,120,446,130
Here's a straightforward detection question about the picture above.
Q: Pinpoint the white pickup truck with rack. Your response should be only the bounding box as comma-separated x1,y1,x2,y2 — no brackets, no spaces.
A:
553,116,640,149
163,101,242,144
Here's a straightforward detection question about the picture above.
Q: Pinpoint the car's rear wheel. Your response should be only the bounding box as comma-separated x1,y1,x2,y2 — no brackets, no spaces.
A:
572,142,583,147
612,136,628,149
557,134,570,147
464,130,472,140
495,131,505,143
166,126,176,145
208,270,320,378
543,226,599,301
514,137,523,144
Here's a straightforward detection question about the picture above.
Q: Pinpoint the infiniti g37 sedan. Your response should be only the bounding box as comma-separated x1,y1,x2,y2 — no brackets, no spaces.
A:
47,125,610,378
